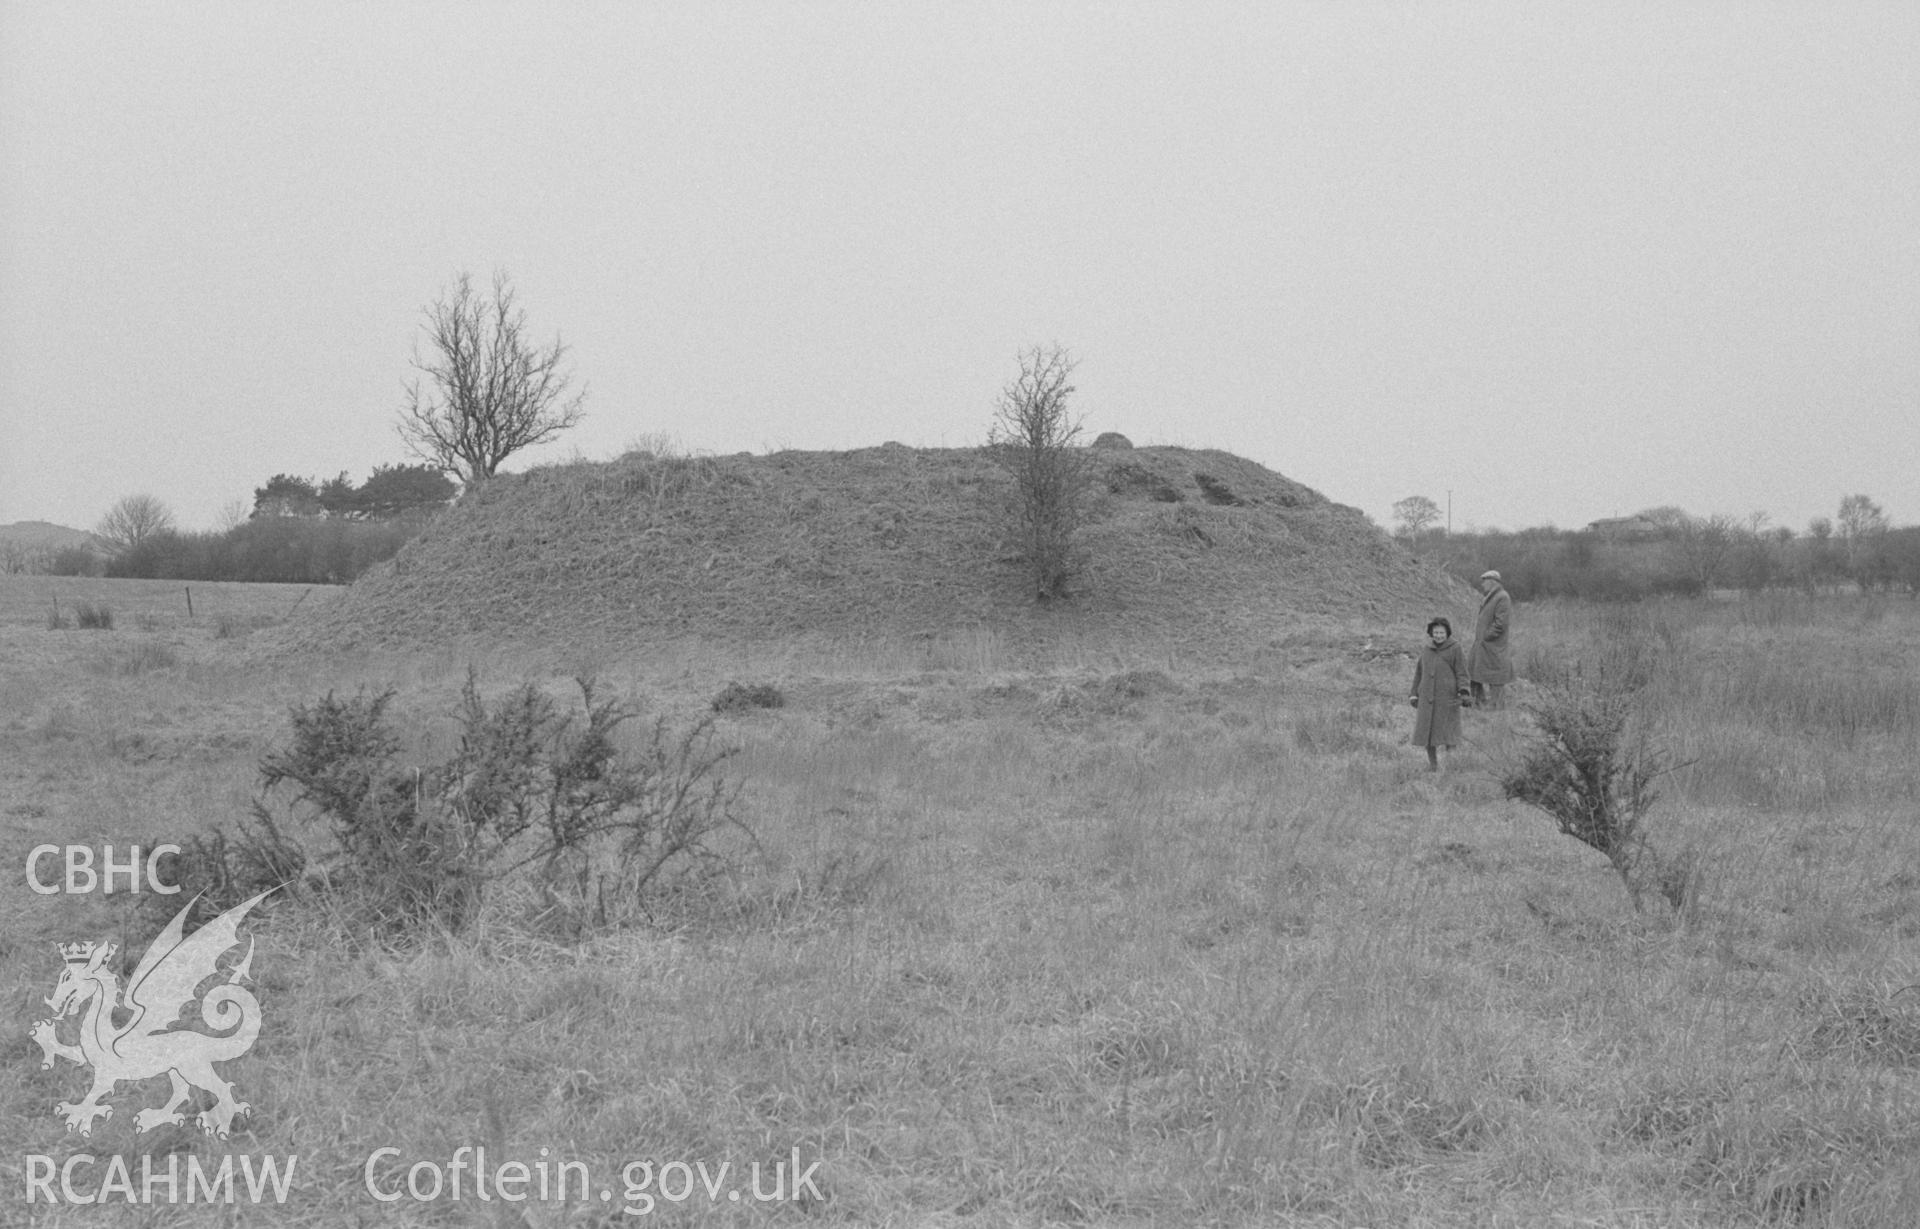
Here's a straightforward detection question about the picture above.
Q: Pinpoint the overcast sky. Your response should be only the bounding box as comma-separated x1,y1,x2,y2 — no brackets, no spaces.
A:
3,3,1915,536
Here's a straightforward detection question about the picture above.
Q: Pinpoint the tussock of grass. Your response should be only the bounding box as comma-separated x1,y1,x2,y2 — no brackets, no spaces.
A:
1802,980,1920,1066
89,639,179,675
710,680,785,713
73,600,114,629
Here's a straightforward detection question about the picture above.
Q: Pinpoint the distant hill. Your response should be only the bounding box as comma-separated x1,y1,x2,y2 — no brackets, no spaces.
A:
0,521,104,559
286,444,1473,664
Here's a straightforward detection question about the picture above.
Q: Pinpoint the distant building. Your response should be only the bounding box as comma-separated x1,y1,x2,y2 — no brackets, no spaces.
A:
1585,515,1664,540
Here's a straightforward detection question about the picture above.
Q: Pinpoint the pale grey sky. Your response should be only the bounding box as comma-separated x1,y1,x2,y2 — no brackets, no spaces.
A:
3,3,1915,536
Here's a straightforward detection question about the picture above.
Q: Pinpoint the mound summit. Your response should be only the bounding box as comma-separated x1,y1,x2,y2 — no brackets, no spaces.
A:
290,444,1469,663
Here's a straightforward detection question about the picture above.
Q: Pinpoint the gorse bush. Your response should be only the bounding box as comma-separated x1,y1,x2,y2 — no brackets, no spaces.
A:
221,674,751,934
252,687,474,925
1500,659,1692,913
166,822,308,931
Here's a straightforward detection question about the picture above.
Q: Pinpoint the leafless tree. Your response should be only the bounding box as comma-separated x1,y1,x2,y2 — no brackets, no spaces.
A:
1393,495,1441,539
1732,512,1777,594
215,499,250,533
989,344,1090,601
1836,493,1889,576
96,494,176,554
1674,512,1739,593
397,271,587,489
1803,517,1838,591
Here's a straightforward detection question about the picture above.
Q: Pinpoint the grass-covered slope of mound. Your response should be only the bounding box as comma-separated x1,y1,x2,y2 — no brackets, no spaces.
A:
288,444,1470,661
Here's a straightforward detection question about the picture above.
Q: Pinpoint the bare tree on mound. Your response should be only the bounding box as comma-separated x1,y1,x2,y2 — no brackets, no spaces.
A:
397,270,587,490
96,493,175,554
989,344,1091,601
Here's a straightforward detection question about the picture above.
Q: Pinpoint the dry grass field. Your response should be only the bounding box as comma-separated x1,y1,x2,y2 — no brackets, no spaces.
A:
4,582,1919,1225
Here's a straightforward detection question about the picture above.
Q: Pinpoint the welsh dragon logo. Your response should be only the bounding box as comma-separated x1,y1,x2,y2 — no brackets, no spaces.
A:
30,890,271,1139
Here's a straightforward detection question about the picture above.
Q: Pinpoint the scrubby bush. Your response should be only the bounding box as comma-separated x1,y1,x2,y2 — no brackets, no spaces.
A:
1500,658,1693,913
164,823,307,930
201,675,751,935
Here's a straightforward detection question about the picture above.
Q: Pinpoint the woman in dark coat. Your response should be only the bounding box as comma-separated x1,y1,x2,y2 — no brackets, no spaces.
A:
1409,617,1470,770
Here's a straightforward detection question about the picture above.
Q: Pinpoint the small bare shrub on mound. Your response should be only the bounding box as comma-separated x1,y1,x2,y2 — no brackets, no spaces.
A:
615,450,722,512
989,343,1092,601
711,681,786,714
224,675,750,935
1500,661,1692,913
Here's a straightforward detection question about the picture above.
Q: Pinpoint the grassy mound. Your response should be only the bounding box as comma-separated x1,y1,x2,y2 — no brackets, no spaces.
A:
286,444,1468,662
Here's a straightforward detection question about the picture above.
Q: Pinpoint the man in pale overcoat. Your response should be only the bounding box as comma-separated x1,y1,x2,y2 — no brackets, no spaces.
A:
1469,570,1513,709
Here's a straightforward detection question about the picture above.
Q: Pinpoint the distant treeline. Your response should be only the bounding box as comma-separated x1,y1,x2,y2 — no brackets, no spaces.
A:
3,464,456,584
251,465,454,520
103,518,414,584
1412,520,1920,601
